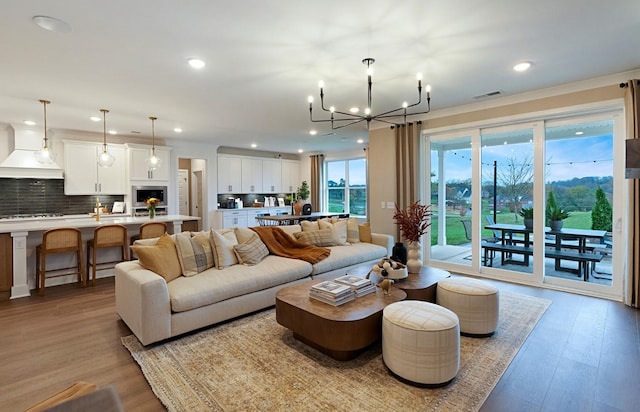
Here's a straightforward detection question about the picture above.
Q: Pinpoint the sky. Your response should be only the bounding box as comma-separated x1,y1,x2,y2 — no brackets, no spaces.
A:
432,134,614,184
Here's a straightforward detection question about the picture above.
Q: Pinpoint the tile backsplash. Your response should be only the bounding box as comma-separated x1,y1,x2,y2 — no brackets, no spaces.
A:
0,178,125,216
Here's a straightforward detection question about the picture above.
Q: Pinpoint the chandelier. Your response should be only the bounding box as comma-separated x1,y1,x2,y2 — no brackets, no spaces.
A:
308,58,432,131
34,99,56,164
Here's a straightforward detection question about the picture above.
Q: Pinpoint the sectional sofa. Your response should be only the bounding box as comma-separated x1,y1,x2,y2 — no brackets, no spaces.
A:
115,221,392,345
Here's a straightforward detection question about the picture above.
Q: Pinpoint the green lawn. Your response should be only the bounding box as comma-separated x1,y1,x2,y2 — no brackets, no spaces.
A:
430,211,596,246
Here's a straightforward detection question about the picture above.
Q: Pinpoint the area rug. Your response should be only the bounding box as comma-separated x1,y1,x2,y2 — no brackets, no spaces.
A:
122,291,550,412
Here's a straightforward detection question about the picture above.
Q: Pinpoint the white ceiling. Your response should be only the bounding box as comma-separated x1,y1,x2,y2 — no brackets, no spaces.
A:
1,0,639,154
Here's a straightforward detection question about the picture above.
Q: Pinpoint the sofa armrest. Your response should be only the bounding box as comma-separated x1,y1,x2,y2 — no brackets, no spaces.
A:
115,261,172,345
371,232,393,256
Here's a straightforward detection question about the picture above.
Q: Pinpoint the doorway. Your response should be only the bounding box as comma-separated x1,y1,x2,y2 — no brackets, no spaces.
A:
178,158,207,231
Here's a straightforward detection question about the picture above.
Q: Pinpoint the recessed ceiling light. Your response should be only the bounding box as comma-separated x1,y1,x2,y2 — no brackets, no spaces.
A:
513,61,532,72
174,127,183,133
349,107,359,113
32,15,71,33
309,130,317,136
23,120,36,126
108,130,117,135
298,149,303,153
250,143,257,148
575,131,584,135
90,116,101,122
357,138,364,144
187,58,206,69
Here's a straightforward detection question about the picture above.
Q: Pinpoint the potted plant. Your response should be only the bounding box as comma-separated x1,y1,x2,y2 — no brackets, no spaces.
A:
548,207,570,231
519,207,534,230
293,181,310,215
296,180,310,202
393,201,432,273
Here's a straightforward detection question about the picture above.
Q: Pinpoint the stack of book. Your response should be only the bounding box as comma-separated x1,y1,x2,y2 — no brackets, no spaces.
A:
334,274,376,297
309,281,355,306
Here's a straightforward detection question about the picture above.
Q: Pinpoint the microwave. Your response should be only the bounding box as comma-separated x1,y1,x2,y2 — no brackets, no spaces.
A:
132,186,167,208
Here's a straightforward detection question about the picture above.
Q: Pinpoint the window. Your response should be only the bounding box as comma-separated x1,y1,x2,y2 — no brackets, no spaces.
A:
326,158,367,217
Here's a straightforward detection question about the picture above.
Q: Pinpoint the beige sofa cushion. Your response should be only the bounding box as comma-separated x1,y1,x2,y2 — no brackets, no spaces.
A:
311,242,387,275
167,255,312,312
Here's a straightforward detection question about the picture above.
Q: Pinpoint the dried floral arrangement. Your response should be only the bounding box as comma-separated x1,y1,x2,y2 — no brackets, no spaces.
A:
392,201,432,243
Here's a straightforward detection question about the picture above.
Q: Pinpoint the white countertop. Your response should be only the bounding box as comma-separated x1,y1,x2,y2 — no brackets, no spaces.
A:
0,214,199,234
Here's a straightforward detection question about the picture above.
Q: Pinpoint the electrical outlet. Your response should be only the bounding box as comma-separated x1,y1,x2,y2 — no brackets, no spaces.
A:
381,201,386,209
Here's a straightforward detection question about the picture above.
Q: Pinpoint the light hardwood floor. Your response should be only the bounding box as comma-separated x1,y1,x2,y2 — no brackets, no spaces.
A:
0,277,638,411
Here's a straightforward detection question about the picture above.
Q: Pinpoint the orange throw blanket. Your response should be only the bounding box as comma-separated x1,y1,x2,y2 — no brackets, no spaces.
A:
251,226,331,264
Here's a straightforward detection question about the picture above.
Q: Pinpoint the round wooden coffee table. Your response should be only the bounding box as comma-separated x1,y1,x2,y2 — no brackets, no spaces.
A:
349,263,451,302
276,279,406,361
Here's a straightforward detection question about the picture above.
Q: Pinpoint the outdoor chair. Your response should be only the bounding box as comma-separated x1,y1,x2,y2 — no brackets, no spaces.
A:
461,219,500,264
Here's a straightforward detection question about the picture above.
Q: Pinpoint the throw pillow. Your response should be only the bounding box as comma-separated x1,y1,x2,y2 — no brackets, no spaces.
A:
294,228,338,247
300,220,319,231
318,218,350,245
359,222,372,243
211,229,239,269
234,227,256,244
346,218,361,244
233,233,269,265
131,233,182,282
174,232,214,276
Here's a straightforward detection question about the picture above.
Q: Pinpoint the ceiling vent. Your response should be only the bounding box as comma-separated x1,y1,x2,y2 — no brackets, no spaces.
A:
473,90,503,99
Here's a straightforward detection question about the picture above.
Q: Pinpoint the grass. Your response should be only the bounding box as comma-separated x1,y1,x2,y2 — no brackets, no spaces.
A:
430,210,597,246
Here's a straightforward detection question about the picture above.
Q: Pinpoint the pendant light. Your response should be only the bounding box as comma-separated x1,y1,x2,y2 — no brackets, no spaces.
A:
34,99,57,164
97,109,115,167
145,116,162,171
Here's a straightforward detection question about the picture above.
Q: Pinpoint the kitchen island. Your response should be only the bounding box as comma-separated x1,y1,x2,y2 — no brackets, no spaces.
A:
0,214,199,299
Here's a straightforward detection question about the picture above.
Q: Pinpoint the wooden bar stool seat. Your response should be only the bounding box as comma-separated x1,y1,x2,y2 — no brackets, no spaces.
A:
87,224,129,286
36,227,84,296
130,222,167,260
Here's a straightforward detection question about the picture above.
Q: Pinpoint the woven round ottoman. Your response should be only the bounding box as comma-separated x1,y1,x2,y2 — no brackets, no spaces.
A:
382,301,460,386
437,277,499,337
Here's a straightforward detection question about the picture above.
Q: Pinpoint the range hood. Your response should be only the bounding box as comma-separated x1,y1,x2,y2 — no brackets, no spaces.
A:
0,125,63,179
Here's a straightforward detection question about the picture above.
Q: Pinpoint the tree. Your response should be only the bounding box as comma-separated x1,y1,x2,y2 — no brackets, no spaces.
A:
591,186,612,231
496,154,534,222
546,190,558,224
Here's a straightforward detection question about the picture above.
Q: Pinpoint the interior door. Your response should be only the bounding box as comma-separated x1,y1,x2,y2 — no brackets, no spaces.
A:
178,169,189,215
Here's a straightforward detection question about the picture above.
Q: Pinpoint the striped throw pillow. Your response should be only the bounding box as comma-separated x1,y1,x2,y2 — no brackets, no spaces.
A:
294,228,338,247
233,233,269,265
174,232,215,276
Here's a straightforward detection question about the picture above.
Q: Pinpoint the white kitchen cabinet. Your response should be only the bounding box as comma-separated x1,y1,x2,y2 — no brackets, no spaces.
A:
262,159,282,193
213,209,248,229
64,141,127,195
217,156,242,193
281,160,300,194
129,146,170,182
241,158,263,193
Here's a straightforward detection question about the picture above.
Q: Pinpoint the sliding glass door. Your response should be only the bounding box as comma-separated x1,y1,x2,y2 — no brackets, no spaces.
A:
429,134,473,268
423,110,624,300
543,115,622,296
480,123,537,281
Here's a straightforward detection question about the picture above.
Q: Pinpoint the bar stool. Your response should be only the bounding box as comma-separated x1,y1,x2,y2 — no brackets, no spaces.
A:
130,222,167,260
35,227,84,296
139,222,167,239
86,224,129,287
